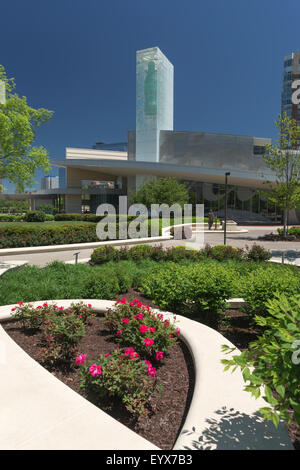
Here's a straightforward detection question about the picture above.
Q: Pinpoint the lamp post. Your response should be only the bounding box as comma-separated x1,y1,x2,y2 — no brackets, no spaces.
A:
224,172,230,245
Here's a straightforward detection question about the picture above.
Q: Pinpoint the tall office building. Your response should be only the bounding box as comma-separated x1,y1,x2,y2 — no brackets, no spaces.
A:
281,52,300,126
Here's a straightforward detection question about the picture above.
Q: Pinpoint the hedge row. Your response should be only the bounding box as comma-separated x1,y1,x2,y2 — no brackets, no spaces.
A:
53,213,137,222
0,223,99,248
0,212,54,222
90,243,272,265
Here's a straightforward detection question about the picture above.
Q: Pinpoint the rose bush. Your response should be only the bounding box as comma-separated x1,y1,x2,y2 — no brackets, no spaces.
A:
77,347,162,417
104,298,179,360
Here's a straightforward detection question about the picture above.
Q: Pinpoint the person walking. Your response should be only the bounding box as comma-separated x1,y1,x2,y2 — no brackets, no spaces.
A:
208,209,215,230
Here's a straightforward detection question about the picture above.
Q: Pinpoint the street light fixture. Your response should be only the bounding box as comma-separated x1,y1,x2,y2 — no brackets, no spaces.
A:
224,172,230,245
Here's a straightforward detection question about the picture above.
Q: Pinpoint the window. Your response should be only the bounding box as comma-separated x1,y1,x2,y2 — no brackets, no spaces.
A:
253,145,265,155
284,59,293,67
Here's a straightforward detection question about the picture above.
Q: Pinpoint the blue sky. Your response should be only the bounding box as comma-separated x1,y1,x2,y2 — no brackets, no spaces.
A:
1,0,299,192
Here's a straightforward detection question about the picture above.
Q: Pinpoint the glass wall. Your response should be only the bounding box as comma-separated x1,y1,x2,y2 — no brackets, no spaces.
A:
183,181,281,221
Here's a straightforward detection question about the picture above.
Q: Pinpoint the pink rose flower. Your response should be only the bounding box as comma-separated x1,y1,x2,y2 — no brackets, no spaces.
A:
116,298,127,304
125,347,135,356
155,351,164,361
75,353,87,365
43,303,48,307
11,307,16,311
88,304,92,308
144,338,154,347
139,324,148,333
133,299,143,308
121,318,130,324
149,327,156,332
116,330,123,337
78,314,82,318
18,302,24,306
147,365,157,377
136,313,144,321
105,353,111,357
125,348,139,359
89,363,102,377
144,360,152,366
176,328,180,336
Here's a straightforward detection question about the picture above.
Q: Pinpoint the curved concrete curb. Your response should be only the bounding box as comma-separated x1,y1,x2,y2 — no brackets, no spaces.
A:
0,234,172,256
0,299,293,450
162,223,248,236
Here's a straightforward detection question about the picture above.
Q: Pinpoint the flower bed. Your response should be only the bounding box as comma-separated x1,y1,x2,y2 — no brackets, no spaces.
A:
2,298,194,450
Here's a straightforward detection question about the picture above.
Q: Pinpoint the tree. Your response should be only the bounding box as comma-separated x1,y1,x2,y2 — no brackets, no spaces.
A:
262,113,300,238
0,64,53,192
130,177,189,210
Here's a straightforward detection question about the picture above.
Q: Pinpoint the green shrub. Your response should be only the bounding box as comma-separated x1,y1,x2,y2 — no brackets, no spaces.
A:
24,210,46,222
241,264,300,317
139,261,234,326
82,272,121,299
40,308,86,364
244,244,272,262
165,246,199,262
222,293,300,427
278,227,300,238
199,244,244,262
90,245,119,264
150,245,167,261
0,214,24,222
127,244,155,261
77,348,161,417
44,214,54,221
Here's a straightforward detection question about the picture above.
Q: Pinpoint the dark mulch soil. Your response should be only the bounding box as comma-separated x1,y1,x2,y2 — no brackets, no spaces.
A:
1,305,194,451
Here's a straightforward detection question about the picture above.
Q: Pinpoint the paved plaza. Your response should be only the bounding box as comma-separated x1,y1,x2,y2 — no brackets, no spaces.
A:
0,226,299,267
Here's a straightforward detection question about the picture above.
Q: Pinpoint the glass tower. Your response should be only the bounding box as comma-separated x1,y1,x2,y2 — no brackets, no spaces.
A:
136,47,174,163
281,52,300,125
